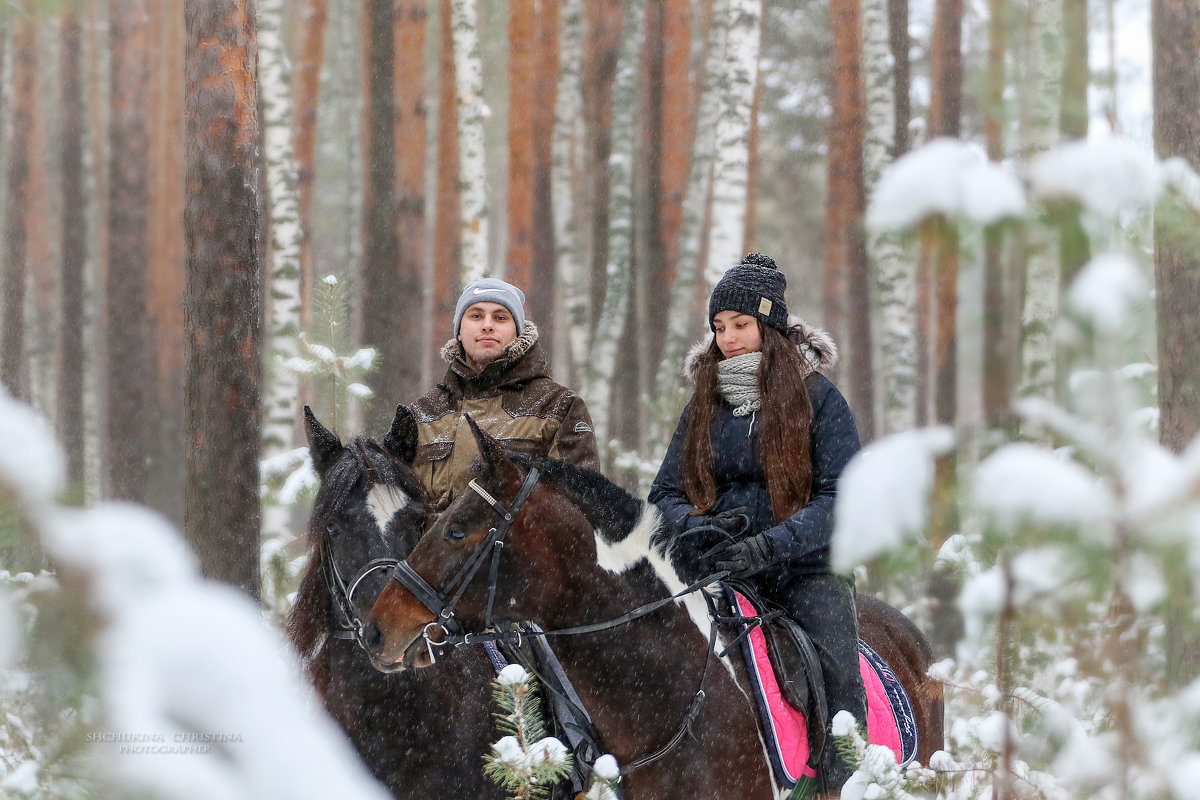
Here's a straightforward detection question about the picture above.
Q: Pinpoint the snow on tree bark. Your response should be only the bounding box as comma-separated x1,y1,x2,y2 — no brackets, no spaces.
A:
184,0,263,598
451,0,489,281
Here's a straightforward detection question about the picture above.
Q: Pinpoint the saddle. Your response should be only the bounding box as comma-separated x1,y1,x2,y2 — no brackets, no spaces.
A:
720,583,918,791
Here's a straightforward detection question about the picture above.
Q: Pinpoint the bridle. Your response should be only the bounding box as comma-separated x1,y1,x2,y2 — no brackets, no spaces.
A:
384,464,748,782
324,541,401,645
388,467,541,661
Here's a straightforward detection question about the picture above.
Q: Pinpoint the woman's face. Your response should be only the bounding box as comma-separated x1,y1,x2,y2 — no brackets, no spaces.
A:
712,311,763,359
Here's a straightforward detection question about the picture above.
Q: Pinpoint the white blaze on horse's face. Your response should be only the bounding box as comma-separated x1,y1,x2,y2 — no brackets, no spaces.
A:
367,485,410,539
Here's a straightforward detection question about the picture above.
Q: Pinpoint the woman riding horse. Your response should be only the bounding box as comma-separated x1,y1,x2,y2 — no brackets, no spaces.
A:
649,252,866,796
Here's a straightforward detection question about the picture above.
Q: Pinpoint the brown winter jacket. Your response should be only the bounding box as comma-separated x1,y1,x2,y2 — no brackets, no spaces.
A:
409,321,600,510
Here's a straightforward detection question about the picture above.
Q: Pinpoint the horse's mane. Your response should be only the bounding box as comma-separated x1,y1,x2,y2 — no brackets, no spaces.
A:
508,453,644,544
287,437,431,659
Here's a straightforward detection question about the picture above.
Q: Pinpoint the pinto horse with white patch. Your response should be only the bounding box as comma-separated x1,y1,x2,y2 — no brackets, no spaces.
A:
364,421,943,799
287,406,504,800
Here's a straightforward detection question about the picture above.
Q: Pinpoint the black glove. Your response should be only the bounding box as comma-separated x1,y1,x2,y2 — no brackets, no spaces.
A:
705,534,774,580
709,506,750,538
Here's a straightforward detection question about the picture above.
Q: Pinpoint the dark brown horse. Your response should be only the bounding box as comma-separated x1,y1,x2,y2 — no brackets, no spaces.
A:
365,421,943,799
286,406,504,800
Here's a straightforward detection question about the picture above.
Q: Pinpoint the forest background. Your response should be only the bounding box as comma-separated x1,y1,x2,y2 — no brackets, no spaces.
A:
2,0,1200,798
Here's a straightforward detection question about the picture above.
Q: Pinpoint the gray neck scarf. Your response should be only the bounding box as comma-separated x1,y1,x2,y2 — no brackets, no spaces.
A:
717,352,762,416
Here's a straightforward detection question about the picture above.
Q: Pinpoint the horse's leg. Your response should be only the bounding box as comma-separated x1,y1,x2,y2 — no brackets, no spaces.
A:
856,595,946,763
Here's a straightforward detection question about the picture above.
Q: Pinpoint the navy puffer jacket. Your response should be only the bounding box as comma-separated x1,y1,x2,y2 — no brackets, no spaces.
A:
648,319,859,585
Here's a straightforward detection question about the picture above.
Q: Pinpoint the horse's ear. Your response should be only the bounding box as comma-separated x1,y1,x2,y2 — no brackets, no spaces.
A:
304,405,343,476
466,415,522,486
382,403,418,464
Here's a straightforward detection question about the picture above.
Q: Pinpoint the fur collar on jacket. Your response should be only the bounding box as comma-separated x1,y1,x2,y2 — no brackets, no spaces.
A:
682,315,838,383
440,320,545,387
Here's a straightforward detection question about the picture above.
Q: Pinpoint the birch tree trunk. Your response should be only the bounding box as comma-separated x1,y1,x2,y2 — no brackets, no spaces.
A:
451,0,489,280
1017,0,1061,405
703,0,761,284
863,0,916,435
554,0,587,383
258,0,304,543
184,0,263,597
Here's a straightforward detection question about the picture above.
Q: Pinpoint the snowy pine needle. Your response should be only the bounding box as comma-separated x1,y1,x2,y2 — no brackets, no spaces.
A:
485,668,571,799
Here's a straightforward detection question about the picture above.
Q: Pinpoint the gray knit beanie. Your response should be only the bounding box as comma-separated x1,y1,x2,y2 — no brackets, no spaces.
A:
453,278,526,337
707,252,790,332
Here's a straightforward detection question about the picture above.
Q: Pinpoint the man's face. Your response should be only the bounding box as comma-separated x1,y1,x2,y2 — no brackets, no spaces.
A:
459,302,519,370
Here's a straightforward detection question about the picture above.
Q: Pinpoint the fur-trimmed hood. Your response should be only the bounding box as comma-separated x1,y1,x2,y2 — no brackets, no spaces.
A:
681,315,838,383
440,319,546,388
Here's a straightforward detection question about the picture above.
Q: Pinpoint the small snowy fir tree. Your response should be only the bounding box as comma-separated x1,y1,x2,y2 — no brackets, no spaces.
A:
485,665,572,800
259,274,378,617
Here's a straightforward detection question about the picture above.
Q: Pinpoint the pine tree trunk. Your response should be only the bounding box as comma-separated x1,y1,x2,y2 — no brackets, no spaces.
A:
451,0,488,281
530,0,561,349
146,0,187,525
259,0,305,541
889,0,910,157
107,0,154,503
1154,0,1200,457
507,1,537,291
361,0,410,431
394,0,429,389
185,0,263,598
432,0,462,371
293,0,330,334
59,8,88,495
983,0,1013,436
27,26,53,414
591,0,642,464
2,13,35,401
581,0,625,342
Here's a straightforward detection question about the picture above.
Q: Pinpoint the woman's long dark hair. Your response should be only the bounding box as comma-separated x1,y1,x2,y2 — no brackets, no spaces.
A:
682,322,814,523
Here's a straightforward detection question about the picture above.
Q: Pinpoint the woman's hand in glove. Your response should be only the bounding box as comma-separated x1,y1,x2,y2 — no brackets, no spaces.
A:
704,534,773,580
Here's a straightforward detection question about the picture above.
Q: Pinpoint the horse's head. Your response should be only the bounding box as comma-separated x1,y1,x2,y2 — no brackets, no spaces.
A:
364,418,587,669
294,404,430,669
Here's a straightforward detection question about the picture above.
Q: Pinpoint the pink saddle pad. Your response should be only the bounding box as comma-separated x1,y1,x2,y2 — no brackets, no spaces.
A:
731,590,918,787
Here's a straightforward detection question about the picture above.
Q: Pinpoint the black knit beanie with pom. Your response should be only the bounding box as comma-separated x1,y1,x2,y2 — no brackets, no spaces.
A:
707,252,790,333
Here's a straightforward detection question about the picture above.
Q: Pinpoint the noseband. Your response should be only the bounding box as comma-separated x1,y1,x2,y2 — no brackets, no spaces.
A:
389,467,541,661
325,548,401,645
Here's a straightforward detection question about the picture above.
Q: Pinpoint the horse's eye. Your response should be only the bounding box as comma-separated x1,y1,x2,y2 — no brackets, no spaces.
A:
325,522,340,536
448,529,467,541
